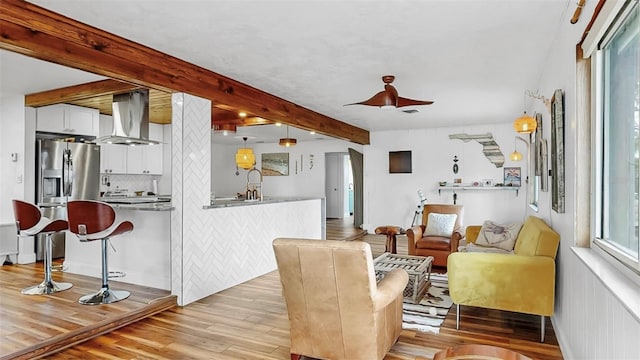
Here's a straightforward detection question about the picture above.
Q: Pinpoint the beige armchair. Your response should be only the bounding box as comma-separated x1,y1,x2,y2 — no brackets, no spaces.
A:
273,238,409,360
406,204,464,267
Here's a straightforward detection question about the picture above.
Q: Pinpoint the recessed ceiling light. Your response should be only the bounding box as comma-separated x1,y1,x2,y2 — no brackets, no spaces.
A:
238,112,247,118
309,131,316,135
275,122,282,126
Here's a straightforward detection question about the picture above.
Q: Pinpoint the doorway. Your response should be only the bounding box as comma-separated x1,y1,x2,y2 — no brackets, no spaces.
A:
325,152,352,219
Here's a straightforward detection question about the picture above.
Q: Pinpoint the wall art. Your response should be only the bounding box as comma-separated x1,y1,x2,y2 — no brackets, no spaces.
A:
504,167,521,187
262,152,289,176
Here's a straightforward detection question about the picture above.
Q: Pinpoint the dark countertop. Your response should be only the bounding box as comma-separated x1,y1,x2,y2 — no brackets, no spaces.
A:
203,196,321,209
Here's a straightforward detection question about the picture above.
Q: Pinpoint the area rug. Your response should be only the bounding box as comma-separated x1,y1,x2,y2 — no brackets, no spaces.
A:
402,273,452,334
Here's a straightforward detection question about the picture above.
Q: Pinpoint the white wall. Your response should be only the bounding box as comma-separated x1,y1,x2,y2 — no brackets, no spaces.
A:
0,97,35,263
0,96,28,224
363,124,529,231
212,138,362,198
527,7,640,360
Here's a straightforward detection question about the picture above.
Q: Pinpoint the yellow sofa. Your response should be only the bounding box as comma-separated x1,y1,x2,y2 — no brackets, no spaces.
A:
447,216,560,342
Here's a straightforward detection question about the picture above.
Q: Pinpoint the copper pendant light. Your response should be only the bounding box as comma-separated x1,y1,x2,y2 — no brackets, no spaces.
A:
279,126,297,147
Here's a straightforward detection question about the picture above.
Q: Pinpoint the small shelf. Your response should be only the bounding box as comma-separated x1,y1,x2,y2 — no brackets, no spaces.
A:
438,186,520,196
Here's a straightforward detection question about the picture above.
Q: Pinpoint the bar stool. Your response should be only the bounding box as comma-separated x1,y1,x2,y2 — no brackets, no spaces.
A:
12,200,72,295
67,200,133,305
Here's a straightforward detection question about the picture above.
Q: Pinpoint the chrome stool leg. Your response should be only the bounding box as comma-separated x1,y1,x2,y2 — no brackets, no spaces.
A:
79,238,129,305
22,233,72,295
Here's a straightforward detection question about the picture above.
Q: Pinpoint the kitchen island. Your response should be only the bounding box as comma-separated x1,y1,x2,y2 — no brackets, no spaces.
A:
63,196,324,303
173,196,325,305
63,201,173,290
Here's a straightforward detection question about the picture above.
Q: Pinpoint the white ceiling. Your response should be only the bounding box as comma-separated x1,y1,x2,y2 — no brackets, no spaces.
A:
4,1,595,143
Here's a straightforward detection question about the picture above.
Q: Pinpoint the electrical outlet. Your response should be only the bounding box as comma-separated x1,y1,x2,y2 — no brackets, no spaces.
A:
16,174,22,184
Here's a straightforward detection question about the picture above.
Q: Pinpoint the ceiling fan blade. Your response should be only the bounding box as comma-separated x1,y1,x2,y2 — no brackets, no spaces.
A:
345,90,395,107
396,96,434,107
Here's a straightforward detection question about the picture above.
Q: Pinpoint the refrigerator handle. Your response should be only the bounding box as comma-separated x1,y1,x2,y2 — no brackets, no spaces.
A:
63,148,73,196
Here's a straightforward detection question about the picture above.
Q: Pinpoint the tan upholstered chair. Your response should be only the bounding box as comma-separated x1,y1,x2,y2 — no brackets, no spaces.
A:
406,204,464,267
273,238,409,360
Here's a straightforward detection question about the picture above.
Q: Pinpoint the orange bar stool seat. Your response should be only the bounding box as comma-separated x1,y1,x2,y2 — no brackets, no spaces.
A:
12,200,72,295
67,200,133,305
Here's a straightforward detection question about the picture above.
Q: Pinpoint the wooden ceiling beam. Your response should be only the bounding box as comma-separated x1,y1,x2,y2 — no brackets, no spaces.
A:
25,79,140,106
0,0,369,144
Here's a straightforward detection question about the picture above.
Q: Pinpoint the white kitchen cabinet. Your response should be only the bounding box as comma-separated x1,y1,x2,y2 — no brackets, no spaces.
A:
101,144,128,174
99,115,127,174
36,104,99,136
126,123,163,175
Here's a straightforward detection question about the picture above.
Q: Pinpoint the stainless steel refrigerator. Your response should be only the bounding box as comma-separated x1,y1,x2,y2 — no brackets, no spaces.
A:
36,137,101,260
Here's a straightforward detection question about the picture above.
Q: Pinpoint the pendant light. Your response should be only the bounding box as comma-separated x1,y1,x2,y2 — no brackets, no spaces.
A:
510,137,523,161
513,91,537,134
235,137,255,170
510,136,528,161
214,123,237,136
279,126,297,147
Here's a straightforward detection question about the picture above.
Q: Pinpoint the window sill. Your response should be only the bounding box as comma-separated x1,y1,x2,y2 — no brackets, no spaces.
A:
571,247,640,322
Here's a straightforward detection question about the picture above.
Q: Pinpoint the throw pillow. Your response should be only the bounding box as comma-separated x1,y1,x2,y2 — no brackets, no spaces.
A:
475,220,522,251
424,213,458,237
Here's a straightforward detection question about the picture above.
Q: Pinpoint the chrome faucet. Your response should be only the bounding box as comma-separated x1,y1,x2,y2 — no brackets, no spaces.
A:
247,168,263,201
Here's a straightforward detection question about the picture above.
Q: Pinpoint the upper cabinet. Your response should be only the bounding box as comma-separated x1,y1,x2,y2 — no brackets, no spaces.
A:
99,115,164,175
126,124,164,175
99,114,127,174
36,104,99,137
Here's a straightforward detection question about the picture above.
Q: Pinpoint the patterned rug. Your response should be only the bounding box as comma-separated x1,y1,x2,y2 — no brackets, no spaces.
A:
402,273,452,334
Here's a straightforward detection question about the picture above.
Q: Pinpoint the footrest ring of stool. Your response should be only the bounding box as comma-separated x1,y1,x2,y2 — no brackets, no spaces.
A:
108,271,126,279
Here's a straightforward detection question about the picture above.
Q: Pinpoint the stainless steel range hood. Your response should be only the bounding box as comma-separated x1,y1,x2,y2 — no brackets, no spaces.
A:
98,89,159,145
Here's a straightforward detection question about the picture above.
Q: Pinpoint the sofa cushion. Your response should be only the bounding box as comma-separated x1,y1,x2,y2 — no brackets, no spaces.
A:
475,220,522,251
514,216,561,258
416,236,451,250
424,213,457,237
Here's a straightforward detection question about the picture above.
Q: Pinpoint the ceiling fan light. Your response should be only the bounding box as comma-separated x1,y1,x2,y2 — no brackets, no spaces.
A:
380,104,395,110
513,112,537,134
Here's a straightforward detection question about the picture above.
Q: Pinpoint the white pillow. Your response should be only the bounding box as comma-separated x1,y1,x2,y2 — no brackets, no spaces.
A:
475,220,522,251
424,213,458,237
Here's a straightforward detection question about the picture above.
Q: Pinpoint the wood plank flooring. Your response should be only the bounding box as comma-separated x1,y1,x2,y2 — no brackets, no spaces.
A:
0,261,176,360
326,216,367,241
1,219,563,359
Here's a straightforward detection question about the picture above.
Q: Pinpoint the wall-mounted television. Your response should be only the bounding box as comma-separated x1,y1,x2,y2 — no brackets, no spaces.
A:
389,151,412,173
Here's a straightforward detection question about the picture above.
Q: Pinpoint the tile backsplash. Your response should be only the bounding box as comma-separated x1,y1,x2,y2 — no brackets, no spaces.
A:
100,174,164,195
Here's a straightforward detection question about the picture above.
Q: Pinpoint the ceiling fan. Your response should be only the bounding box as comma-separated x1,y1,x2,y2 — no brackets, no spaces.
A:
346,75,434,109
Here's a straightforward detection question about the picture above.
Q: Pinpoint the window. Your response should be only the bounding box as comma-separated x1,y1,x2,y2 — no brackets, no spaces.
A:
594,1,640,272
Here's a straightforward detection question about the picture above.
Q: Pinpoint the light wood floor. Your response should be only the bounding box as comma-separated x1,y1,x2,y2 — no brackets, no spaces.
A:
326,216,367,241
1,220,563,359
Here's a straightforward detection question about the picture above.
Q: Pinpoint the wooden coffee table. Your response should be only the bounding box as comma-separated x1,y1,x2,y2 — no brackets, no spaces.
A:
433,344,532,360
373,253,433,304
